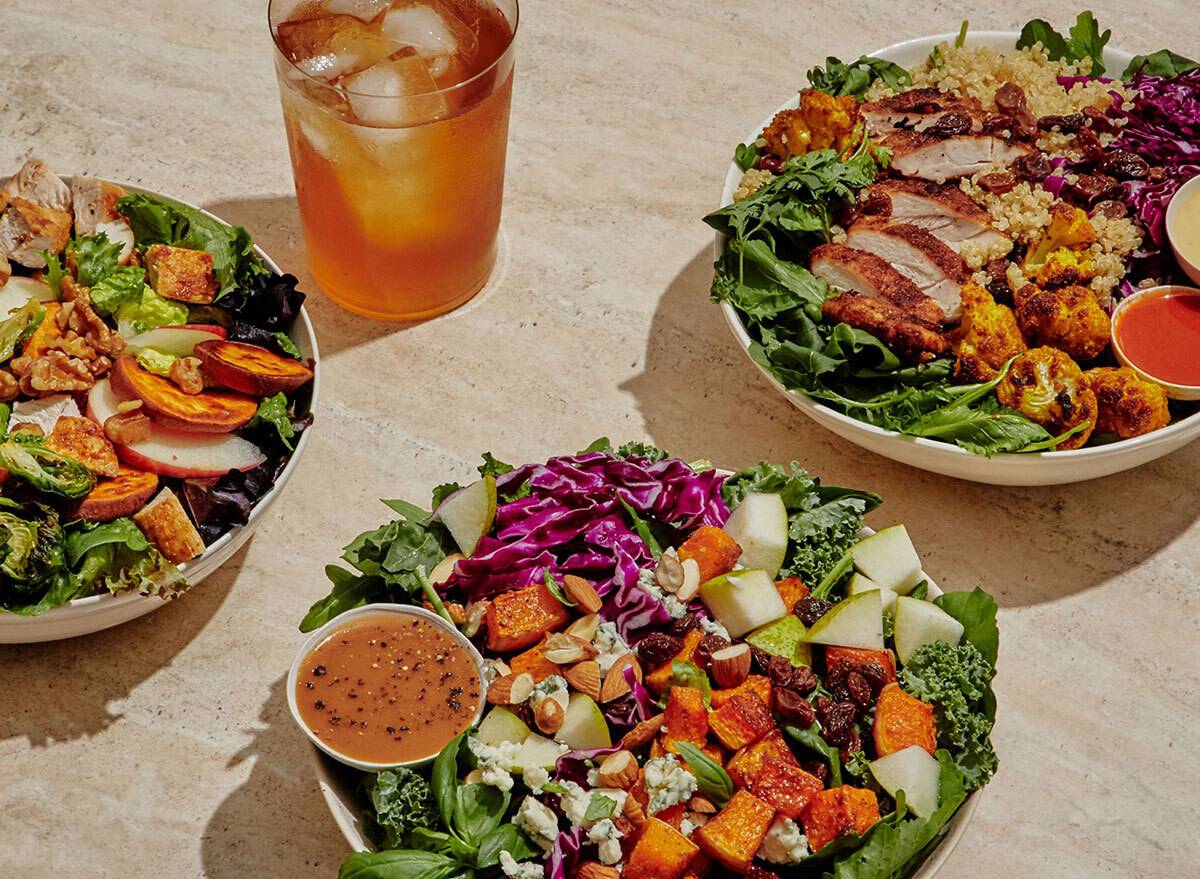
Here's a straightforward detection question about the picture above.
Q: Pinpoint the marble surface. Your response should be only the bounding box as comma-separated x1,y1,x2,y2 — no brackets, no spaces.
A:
2,0,1199,876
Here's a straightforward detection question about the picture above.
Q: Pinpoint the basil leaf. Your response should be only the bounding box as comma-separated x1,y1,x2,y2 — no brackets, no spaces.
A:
665,660,711,707
407,828,478,864
584,793,617,823
674,741,734,808
338,850,469,879
452,782,509,847
785,722,842,787
431,733,465,833
476,824,538,869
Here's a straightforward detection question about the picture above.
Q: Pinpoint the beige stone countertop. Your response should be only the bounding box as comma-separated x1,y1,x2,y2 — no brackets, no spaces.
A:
2,0,1199,876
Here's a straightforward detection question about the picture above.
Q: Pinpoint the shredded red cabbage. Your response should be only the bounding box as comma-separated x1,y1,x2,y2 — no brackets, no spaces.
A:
546,826,585,879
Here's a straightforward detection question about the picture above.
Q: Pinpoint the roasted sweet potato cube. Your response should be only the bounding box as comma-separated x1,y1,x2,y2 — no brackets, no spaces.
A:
145,244,219,304
73,463,158,522
19,301,63,359
110,355,258,433
726,728,799,787
677,525,742,583
624,817,698,879
825,645,897,685
710,674,772,710
749,759,824,820
708,690,774,751
46,416,119,478
664,685,709,746
775,576,810,612
646,630,705,693
509,637,562,682
873,682,937,756
485,581,570,652
694,790,775,873
801,786,880,852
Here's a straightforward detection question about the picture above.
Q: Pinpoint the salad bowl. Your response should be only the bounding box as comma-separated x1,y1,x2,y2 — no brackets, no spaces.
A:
716,31,1200,486
0,179,318,643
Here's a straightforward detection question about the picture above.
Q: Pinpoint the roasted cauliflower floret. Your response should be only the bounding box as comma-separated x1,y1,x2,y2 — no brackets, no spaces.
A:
1025,202,1097,270
1014,284,1111,362
1083,366,1171,439
996,347,1098,449
952,283,1027,383
1033,247,1096,288
762,89,861,159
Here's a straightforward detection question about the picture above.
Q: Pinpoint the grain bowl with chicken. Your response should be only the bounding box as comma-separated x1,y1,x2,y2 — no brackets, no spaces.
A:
0,158,315,623
708,14,1200,461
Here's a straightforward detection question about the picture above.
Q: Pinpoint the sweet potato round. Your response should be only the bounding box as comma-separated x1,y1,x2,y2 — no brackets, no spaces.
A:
73,464,159,521
193,339,313,396
110,355,258,433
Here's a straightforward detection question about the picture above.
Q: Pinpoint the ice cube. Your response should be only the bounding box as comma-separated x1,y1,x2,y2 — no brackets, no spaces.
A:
323,0,391,22
275,14,370,62
380,2,478,77
339,48,449,126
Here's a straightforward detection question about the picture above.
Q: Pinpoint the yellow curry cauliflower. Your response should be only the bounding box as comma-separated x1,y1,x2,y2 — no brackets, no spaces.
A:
1033,247,1096,288
952,283,1027,383
1014,284,1111,362
1024,203,1097,270
996,347,1098,450
762,90,861,159
1083,366,1172,439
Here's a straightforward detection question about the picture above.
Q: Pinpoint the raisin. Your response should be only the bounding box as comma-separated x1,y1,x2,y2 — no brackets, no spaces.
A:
1093,199,1128,220
775,688,817,726
1148,165,1167,183
794,597,834,627
756,155,784,174
924,110,972,137
694,634,730,671
1064,173,1121,206
669,613,701,639
802,760,829,786
982,114,1014,135
1037,112,1085,132
1098,149,1150,180
978,171,1017,194
750,645,773,674
1013,152,1052,180
856,661,888,695
636,633,683,669
847,671,873,707
839,730,863,762
1077,125,1105,160
791,665,818,695
835,199,863,229
821,702,859,746
766,655,795,688
1083,105,1119,134
994,82,1037,140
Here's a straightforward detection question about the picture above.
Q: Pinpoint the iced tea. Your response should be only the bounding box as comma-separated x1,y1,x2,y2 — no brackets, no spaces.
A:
271,0,517,320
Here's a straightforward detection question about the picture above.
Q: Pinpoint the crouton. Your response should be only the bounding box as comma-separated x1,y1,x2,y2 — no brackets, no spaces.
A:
664,685,709,747
710,674,771,711
694,790,776,873
0,198,72,268
775,576,810,611
824,646,897,686
726,728,798,787
676,526,742,584
708,690,774,751
484,580,570,652
801,786,881,851
132,487,205,563
749,759,824,820
873,682,937,757
646,630,705,693
624,817,698,879
144,244,219,304
45,416,119,478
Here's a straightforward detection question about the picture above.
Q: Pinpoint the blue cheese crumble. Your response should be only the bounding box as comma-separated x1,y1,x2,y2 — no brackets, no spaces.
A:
643,755,697,814
515,796,559,852
499,850,544,878
758,815,810,864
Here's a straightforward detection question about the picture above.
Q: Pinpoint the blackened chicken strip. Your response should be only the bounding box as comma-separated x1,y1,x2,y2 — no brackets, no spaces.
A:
810,243,946,326
821,292,949,363
867,179,1010,254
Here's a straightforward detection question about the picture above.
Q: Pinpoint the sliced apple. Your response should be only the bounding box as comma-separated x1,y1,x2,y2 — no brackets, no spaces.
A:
799,590,884,649
850,525,924,595
870,746,941,818
745,614,813,668
554,692,611,751
848,571,897,614
722,492,788,579
165,323,228,339
893,596,964,665
435,476,497,557
475,706,531,748
0,277,56,316
124,326,225,357
699,569,788,639
511,733,567,771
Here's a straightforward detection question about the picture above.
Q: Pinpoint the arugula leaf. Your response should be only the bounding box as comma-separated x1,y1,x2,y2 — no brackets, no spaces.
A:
674,741,734,808
618,496,663,560
543,569,576,607
807,55,912,99
734,142,762,171
1122,49,1200,80
1016,12,1111,76
272,331,302,359
338,850,469,879
584,793,617,822
475,824,537,869
785,722,842,786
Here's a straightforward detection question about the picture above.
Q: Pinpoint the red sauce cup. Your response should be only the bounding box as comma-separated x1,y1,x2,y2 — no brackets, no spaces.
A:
1111,285,1200,400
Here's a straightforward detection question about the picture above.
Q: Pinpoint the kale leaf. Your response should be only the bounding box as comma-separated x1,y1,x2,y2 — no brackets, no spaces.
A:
363,768,440,850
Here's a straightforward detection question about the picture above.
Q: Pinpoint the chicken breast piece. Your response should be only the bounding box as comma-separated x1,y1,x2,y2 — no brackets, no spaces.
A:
72,175,128,236
822,292,949,363
861,88,983,137
3,158,71,213
0,197,73,268
843,218,971,322
810,243,946,326
867,179,1010,255
881,130,1035,181
0,252,10,286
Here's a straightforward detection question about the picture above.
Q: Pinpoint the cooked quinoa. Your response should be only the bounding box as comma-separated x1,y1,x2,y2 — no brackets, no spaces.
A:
960,175,1057,245
733,167,774,201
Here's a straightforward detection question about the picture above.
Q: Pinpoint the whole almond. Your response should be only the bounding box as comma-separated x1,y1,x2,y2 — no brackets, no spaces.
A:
535,698,565,735
487,672,535,706
600,653,642,703
622,794,647,830
576,863,620,879
564,660,602,701
687,795,718,814
675,557,702,602
567,613,601,642
596,749,638,789
562,574,604,614
710,643,751,688
543,632,599,664
619,712,665,750
654,553,685,592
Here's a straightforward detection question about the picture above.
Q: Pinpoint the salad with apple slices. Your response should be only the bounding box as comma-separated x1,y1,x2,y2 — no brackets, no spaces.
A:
0,158,314,617
303,441,998,879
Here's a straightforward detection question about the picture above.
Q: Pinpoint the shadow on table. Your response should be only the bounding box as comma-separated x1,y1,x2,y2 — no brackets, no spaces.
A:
623,246,1200,609
201,674,346,879
0,542,245,746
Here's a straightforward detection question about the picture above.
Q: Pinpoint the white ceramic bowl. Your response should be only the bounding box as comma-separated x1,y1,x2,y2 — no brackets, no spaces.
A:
0,178,319,643
1111,285,1200,399
1166,173,1200,286
717,33,1200,485
306,528,983,879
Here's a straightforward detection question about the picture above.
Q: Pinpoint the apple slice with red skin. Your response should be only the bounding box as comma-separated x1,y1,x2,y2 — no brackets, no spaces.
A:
193,339,313,396
88,380,266,478
165,324,228,339
110,354,258,433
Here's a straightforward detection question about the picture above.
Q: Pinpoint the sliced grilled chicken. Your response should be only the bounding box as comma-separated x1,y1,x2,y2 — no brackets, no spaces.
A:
843,218,970,322
3,158,71,213
72,176,128,236
882,130,1034,181
868,179,1010,254
810,243,946,326
0,197,72,268
822,292,949,363
861,88,983,137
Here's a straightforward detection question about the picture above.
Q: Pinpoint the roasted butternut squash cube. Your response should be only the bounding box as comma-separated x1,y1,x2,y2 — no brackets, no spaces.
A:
19,301,62,359
664,685,709,746
694,790,775,873
775,576,810,612
749,759,824,820
646,630,705,693
145,244,219,304
824,646,897,685
484,581,570,652
708,690,774,751
710,674,772,711
509,637,562,682
873,682,937,756
801,786,880,852
625,817,698,879
726,728,798,788
677,526,742,583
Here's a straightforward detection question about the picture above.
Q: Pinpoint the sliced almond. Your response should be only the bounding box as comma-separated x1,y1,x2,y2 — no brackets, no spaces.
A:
562,574,604,614
654,553,685,592
675,557,701,602
567,613,601,642
487,672,535,706
463,600,489,638
600,653,642,703
596,749,638,789
619,712,665,750
464,768,484,785
534,697,565,735
564,660,602,701
710,642,751,688
543,632,599,665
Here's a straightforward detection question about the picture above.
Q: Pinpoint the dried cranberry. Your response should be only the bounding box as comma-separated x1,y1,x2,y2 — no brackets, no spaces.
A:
668,613,701,639
1093,199,1128,220
793,597,834,626
1083,105,1119,134
1012,151,1053,180
694,634,730,671
861,188,892,217
756,155,784,174
775,688,817,726
1098,149,1150,180
925,110,973,137
636,633,683,669
1077,125,1105,160
1037,112,1085,132
978,171,1017,194
802,760,829,785
847,671,873,707
1064,172,1122,206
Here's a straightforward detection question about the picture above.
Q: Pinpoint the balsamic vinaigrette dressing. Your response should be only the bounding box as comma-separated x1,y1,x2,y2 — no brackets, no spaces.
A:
296,614,480,764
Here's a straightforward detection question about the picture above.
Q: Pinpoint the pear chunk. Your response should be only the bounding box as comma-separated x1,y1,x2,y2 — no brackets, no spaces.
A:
870,746,941,818
850,525,924,595
799,589,884,649
722,492,788,579
554,693,612,750
435,475,497,557
476,706,531,748
699,569,788,639
893,596,964,665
